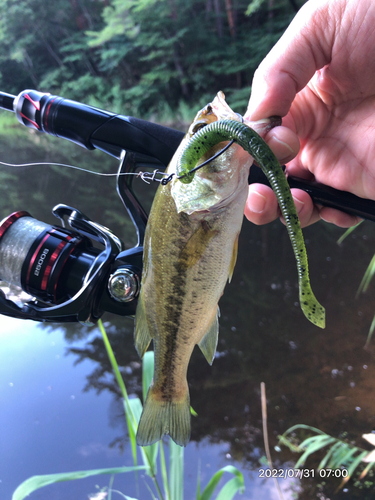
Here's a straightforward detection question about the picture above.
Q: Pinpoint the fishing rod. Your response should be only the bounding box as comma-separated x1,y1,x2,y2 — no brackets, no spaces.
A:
2,90,374,220
0,89,374,324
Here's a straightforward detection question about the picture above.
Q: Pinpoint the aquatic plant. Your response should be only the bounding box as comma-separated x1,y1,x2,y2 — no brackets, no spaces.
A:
338,222,375,346
278,424,375,492
12,319,244,500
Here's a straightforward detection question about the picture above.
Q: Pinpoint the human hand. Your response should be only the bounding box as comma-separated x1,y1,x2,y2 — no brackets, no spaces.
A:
244,0,375,228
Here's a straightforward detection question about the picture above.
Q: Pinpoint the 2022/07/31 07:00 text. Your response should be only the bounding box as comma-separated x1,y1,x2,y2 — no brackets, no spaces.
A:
258,468,349,479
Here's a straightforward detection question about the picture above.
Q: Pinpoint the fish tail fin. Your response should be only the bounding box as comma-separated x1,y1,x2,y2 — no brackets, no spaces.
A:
136,385,191,447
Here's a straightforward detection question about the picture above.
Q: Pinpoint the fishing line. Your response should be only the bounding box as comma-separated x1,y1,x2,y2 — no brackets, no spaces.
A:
0,160,171,184
0,134,236,186
0,160,128,176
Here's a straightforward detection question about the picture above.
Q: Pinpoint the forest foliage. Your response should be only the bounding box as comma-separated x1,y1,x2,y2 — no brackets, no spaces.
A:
0,0,305,119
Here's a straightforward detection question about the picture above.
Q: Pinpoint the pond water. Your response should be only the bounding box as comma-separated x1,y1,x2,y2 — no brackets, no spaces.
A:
1,124,375,500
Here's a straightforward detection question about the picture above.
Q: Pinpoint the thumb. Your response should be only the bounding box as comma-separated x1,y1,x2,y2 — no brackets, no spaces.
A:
245,0,333,121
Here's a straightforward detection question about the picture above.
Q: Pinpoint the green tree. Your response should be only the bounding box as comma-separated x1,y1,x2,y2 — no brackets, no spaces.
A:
0,0,306,116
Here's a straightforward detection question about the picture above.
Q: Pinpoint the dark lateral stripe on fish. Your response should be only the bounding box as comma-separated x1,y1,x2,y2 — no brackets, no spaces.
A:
157,218,190,399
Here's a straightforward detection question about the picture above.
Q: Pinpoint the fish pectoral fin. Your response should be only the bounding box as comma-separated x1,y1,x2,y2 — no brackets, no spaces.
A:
198,308,219,365
179,222,218,269
228,233,239,283
134,294,153,359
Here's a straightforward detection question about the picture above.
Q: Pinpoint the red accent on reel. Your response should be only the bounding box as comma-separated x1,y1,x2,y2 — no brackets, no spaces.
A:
0,211,31,240
24,93,41,111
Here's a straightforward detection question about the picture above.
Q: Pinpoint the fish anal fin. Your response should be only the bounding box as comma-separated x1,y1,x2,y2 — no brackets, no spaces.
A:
136,385,191,447
198,308,219,365
134,294,153,359
228,234,239,283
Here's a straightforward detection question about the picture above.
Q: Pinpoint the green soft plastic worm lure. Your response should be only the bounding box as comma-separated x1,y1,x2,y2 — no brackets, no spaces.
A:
176,119,325,329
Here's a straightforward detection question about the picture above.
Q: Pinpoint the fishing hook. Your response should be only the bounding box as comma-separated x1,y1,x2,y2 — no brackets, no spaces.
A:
161,139,235,185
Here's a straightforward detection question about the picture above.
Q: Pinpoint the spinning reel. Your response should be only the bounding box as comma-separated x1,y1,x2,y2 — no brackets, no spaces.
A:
0,89,183,324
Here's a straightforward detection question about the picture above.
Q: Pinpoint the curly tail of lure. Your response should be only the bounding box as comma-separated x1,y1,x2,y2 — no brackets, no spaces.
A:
177,119,325,329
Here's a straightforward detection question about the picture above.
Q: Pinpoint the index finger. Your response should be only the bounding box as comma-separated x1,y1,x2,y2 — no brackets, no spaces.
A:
244,0,333,121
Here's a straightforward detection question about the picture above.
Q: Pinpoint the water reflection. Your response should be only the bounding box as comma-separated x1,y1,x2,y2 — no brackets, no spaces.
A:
1,129,375,498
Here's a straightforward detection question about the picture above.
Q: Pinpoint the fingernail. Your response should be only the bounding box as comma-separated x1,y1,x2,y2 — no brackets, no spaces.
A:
293,196,304,214
272,135,295,155
247,191,267,213
320,215,332,224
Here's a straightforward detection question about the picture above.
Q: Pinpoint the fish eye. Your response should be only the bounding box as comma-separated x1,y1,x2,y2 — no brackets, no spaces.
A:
191,122,207,134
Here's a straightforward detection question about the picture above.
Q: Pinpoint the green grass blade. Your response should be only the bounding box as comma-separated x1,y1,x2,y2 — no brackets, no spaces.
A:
298,434,332,450
159,440,170,500
295,436,336,468
335,451,369,492
110,491,139,500
337,222,362,245
98,320,128,400
142,351,154,402
108,474,115,500
365,313,375,347
190,406,198,417
169,439,184,500
277,434,303,453
98,320,137,428
124,398,142,468
144,481,158,499
214,474,245,500
329,444,357,470
325,442,351,469
318,441,343,469
359,461,375,480
196,462,201,499
139,351,159,476
12,466,146,500
99,319,139,468
356,253,375,297
98,322,164,498
198,465,244,500
346,450,369,478
128,397,143,425
281,424,326,437
140,443,159,479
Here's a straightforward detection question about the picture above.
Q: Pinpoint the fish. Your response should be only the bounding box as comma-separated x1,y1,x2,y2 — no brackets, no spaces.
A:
134,91,292,447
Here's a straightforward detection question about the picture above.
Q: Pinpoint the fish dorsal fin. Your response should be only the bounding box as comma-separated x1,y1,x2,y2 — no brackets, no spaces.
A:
134,293,153,359
198,308,219,365
228,234,239,283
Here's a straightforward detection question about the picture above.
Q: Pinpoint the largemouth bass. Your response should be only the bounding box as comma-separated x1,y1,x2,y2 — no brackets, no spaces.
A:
135,91,324,447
